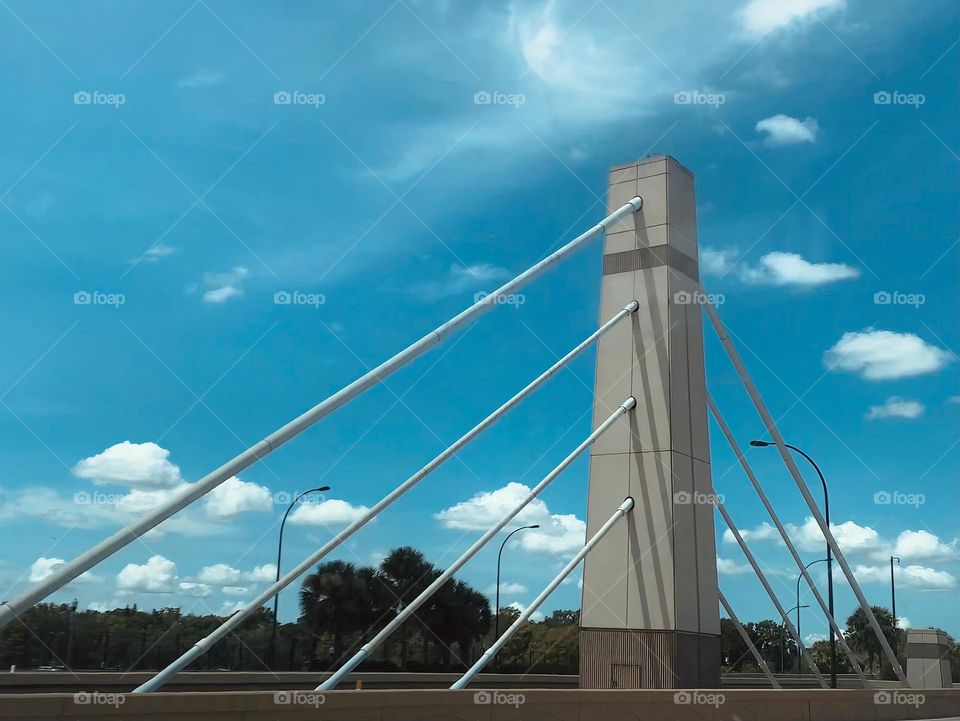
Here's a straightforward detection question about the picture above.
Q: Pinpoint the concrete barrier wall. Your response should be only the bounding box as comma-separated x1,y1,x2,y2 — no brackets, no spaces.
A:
1,688,958,721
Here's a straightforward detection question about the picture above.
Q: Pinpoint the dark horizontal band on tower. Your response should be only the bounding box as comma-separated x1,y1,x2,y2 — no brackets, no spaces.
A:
602,245,699,282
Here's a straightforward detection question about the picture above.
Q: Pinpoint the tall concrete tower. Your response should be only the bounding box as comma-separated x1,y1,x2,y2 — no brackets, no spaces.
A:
579,155,720,689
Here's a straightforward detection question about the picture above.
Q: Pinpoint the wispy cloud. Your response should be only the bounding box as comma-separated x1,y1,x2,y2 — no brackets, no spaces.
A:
411,262,510,301
756,114,820,146
177,70,226,89
866,396,925,420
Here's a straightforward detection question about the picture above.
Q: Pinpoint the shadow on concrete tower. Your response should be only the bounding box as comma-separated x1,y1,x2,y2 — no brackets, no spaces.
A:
579,155,720,689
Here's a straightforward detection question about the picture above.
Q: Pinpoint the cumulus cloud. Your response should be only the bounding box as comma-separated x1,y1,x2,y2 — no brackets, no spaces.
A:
435,482,586,555
700,248,857,286
178,582,213,598
892,530,959,562
287,498,371,527
739,252,858,285
506,600,544,622
717,557,751,576
739,0,845,36
488,582,528,595
117,555,179,594
204,477,273,519
195,562,277,586
29,557,101,584
245,564,278,583
866,397,925,420
219,600,246,616
221,585,252,597
722,521,780,545
825,329,954,380
72,441,183,489
851,564,957,591
755,114,820,146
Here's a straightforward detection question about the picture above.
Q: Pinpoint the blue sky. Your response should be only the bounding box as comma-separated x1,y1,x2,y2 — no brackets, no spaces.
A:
0,0,957,648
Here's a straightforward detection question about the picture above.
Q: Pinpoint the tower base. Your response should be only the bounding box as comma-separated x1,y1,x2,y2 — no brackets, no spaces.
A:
578,628,720,689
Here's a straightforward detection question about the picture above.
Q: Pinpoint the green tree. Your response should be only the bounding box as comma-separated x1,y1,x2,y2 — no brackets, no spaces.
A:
845,606,896,675
299,560,375,664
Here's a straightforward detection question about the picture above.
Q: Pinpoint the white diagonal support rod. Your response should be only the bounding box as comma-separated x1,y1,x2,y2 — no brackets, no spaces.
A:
707,393,867,684
451,496,635,689
133,304,639,693
0,197,643,631
316,397,637,691
718,589,780,689
700,293,909,686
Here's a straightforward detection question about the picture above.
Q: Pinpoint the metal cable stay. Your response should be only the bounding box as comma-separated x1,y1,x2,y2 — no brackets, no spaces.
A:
316,397,637,691
0,197,643,632
134,305,640,693
718,589,781,689
700,293,910,687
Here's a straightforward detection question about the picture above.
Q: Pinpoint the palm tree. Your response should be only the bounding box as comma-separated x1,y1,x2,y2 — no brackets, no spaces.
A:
299,560,373,665
378,547,438,667
845,606,896,674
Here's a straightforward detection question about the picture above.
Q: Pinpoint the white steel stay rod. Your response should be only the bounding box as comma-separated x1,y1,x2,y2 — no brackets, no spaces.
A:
451,497,635,689
316,397,637,691
132,304,639,693
0,197,643,631
715,498,828,688
700,294,909,686
707,393,867,684
718,589,781,689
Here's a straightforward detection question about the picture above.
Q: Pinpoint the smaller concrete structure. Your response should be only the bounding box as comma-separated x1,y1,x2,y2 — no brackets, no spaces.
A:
906,627,954,688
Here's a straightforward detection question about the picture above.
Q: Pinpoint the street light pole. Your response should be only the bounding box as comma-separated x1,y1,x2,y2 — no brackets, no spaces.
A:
752,440,837,688
890,556,900,626
269,486,330,669
783,604,809,673
796,559,829,643
495,524,539,671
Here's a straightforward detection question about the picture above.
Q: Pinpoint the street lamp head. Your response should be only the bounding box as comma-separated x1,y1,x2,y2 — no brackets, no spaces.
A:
317,485,331,492
528,524,540,529
750,440,772,447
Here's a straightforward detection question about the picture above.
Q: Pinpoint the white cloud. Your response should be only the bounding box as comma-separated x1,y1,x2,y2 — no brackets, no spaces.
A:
221,585,252,597
506,600,545,622
29,557,101,584
413,263,510,301
141,244,176,263
218,600,246,616
852,563,957,591
244,563,277,583
204,476,273,519
740,0,845,36
72,441,183,489
893,531,959,562
739,252,858,286
786,517,880,555
896,616,911,629
488,582,528,595
200,266,248,304
701,247,738,275
196,563,242,586
755,114,820,146
178,582,213,598
825,329,954,380
717,557,751,576
722,521,780,545
435,482,586,555
287,498,371,527
866,397,925,420
117,555,179,594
